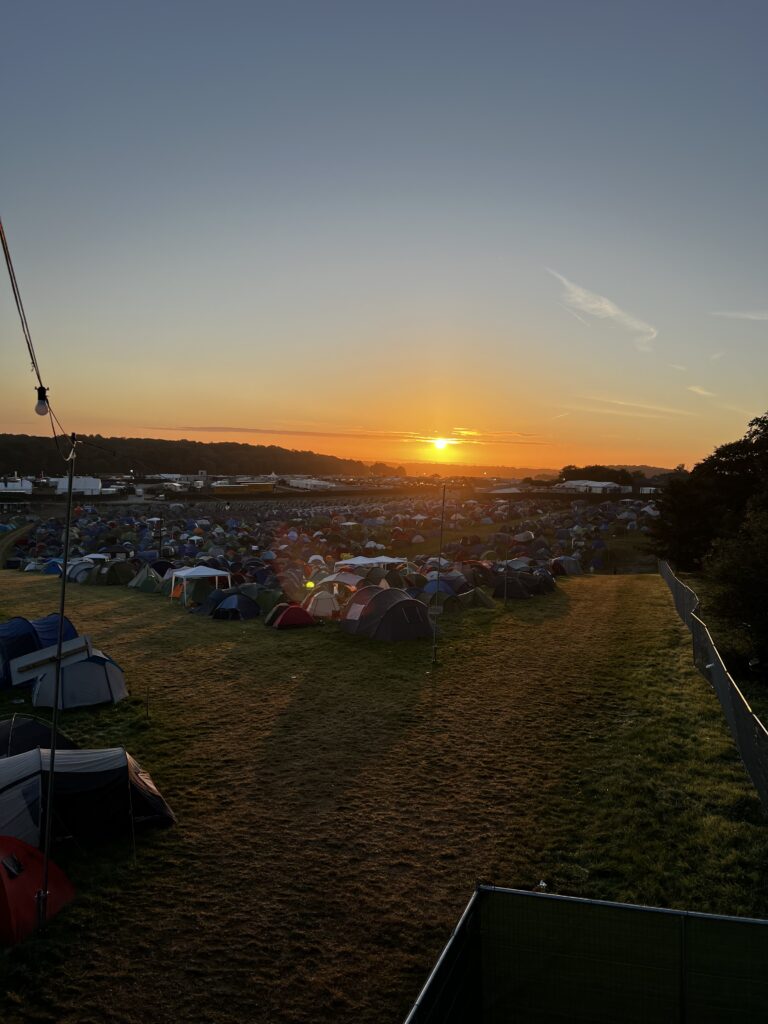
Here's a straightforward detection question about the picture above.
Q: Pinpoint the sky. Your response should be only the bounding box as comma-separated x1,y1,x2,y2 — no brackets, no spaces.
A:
2,0,766,471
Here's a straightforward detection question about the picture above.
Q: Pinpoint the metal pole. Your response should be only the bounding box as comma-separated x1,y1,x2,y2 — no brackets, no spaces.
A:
431,484,447,665
37,433,76,930
503,498,511,608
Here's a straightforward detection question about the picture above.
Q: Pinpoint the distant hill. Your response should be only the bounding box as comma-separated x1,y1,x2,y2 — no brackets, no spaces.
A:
0,434,371,477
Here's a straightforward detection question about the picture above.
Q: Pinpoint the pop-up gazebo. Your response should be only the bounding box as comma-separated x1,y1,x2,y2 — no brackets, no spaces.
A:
169,566,232,602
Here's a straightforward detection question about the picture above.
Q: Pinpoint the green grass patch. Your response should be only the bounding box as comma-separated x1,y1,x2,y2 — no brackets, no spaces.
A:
0,571,765,1023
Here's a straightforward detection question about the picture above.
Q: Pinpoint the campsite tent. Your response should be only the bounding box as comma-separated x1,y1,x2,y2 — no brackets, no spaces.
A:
0,837,74,945
127,564,163,593
339,585,382,619
67,559,95,584
0,715,78,758
456,588,496,610
551,555,583,576
0,615,78,689
192,588,229,616
417,590,462,615
316,571,365,595
83,561,136,586
0,747,175,846
302,590,340,619
492,574,533,599
179,578,219,607
211,594,260,620
423,578,456,596
31,654,128,709
335,555,407,570
340,588,432,641
263,602,290,627
270,605,317,629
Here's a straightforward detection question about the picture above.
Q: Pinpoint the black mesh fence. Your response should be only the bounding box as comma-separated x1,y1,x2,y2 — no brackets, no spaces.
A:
405,887,768,1023
659,560,768,816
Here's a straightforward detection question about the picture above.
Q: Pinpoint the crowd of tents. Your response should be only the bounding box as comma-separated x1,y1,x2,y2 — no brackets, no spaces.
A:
0,492,662,943
2,494,662,643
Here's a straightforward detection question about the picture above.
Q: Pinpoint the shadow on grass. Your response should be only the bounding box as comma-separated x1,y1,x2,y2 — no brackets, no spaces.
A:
252,627,427,811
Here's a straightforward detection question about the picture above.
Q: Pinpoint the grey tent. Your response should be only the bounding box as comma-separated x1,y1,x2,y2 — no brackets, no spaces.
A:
341,588,432,642
67,559,96,583
32,653,127,709
0,747,175,846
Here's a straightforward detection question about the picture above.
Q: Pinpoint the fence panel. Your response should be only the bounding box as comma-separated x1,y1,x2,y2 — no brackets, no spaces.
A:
659,561,768,816
406,887,768,1023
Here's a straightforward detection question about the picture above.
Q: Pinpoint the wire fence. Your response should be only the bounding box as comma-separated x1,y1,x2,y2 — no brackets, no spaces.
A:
659,560,768,815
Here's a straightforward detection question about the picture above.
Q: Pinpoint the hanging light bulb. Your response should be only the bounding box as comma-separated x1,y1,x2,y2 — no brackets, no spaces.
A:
34,386,49,416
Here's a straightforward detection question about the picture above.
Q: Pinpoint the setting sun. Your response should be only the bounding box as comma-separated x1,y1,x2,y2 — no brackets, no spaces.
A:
433,438,448,450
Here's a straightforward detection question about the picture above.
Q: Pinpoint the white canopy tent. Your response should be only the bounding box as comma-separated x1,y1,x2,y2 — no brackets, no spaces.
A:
169,566,232,600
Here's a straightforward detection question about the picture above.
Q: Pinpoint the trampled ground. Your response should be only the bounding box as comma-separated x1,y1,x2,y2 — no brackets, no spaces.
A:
1,572,767,1023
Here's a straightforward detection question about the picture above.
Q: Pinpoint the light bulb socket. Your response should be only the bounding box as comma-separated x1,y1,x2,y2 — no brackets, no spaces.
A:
34,386,49,416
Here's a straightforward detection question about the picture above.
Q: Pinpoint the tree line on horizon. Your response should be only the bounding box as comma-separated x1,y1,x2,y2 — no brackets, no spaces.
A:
0,434,406,479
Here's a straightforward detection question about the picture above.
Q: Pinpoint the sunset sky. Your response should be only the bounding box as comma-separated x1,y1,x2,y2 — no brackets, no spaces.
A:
2,1,766,471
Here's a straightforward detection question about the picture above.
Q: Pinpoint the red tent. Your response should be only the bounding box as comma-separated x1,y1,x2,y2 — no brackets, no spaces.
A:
272,606,316,629
0,836,75,944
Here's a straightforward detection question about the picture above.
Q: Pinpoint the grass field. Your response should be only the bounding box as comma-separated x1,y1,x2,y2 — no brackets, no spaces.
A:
1,571,767,1024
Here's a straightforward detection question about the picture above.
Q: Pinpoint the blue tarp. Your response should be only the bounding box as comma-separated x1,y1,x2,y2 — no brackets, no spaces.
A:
0,614,78,689
423,579,456,595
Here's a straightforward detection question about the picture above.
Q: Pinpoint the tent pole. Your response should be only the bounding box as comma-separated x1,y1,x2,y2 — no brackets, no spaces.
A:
431,484,447,665
37,432,76,930
126,756,138,869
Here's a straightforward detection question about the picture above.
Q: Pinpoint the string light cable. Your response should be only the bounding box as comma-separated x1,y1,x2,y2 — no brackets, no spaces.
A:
0,218,120,930
0,216,71,455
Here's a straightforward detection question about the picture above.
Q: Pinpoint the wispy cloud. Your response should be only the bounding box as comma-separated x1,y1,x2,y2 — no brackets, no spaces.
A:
562,405,666,421
710,352,725,361
669,364,687,372
559,303,591,328
552,412,571,420
687,385,715,397
548,269,657,352
586,397,695,417
149,425,550,446
710,310,768,321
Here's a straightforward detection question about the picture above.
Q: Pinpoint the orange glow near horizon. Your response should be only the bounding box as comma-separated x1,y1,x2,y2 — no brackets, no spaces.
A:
0,390,759,474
